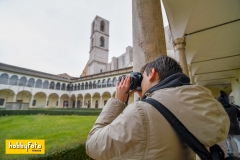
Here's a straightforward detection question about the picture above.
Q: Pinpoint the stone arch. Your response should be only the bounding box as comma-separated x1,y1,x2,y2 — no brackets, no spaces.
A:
84,93,91,108
34,92,47,108
16,90,32,103
0,73,9,84
92,92,100,108
102,91,111,106
61,94,70,108
77,93,83,108
48,93,59,108
0,89,15,106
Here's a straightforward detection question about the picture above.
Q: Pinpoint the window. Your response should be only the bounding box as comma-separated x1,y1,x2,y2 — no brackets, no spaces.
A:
0,99,4,105
32,100,36,106
85,82,88,90
97,80,101,88
43,80,49,89
27,78,35,87
91,38,94,49
0,73,9,84
35,79,42,88
49,81,55,89
19,77,27,86
56,101,58,106
89,81,92,89
100,36,104,47
102,79,106,88
9,75,18,85
93,81,96,89
122,56,125,66
112,77,117,86
81,83,84,90
100,69,102,73
61,83,66,90
100,20,105,32
67,84,70,91
56,83,60,90
92,21,95,34
107,78,111,87
78,83,80,90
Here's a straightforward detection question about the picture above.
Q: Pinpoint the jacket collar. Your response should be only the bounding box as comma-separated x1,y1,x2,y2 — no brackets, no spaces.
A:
142,73,191,99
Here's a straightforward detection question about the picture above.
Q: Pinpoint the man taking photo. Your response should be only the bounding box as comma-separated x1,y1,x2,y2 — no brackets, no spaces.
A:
86,55,230,160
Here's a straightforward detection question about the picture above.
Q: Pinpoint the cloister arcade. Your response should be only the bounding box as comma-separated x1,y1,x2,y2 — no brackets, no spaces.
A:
0,72,133,108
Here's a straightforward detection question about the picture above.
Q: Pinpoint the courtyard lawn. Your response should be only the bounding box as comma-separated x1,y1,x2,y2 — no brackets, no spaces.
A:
0,115,97,160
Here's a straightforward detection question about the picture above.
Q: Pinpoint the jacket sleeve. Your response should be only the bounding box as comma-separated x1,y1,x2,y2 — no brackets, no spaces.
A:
86,98,147,160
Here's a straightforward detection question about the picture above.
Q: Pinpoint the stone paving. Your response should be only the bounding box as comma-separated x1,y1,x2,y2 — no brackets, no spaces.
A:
218,139,239,157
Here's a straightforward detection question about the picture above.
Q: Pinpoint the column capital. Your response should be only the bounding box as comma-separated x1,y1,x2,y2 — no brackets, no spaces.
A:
173,38,186,50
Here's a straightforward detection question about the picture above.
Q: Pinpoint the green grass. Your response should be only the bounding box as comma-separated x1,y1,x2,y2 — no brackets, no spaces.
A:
0,115,97,160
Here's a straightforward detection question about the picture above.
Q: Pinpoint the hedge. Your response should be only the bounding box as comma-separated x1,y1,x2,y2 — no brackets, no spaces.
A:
15,143,93,160
0,109,102,116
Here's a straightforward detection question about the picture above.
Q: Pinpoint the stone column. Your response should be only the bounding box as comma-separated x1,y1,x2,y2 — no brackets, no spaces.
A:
58,97,60,108
132,0,167,72
13,94,17,102
68,98,71,108
90,97,93,108
29,95,34,108
100,96,102,108
75,97,77,108
45,96,48,108
82,97,85,108
173,38,189,77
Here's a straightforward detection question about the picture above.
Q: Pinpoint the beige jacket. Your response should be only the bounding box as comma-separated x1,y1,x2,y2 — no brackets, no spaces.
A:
86,85,230,160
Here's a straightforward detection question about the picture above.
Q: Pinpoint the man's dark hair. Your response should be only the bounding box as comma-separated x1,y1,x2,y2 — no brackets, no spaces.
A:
140,55,182,81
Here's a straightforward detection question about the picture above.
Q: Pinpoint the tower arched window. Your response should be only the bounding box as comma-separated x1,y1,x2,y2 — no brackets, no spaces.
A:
35,79,42,88
56,82,60,90
100,20,105,32
49,81,55,89
100,36,104,47
122,56,125,66
91,38,94,48
102,79,106,88
61,83,66,90
27,78,35,87
9,75,18,85
85,82,89,90
89,81,92,89
0,73,9,84
19,77,27,86
43,80,49,89
92,22,95,34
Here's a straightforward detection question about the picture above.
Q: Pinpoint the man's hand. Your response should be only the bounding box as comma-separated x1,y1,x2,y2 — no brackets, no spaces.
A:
115,76,130,103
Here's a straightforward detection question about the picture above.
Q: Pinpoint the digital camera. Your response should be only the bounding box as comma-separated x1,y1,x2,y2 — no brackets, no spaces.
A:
118,72,143,91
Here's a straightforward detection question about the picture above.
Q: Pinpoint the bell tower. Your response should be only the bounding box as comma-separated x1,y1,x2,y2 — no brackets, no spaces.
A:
88,16,109,75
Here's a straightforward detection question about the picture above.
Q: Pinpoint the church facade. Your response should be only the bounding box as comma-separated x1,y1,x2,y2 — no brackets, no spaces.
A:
0,16,175,109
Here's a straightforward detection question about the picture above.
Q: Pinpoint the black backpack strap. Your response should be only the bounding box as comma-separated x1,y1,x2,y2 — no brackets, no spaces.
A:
142,98,213,160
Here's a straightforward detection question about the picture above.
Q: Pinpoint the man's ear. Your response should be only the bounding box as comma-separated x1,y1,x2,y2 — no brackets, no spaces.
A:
149,68,156,81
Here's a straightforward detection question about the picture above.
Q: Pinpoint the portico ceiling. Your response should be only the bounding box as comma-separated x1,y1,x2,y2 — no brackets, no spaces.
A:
162,0,240,87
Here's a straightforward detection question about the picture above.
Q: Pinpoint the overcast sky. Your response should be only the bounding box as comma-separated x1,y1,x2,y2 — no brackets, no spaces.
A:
0,0,168,77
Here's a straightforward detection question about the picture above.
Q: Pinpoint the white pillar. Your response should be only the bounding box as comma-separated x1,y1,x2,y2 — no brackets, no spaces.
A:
68,98,71,108
29,95,34,108
57,97,60,108
173,38,189,77
90,97,93,108
45,96,48,108
83,97,85,108
100,96,102,108
75,97,77,108
13,94,17,102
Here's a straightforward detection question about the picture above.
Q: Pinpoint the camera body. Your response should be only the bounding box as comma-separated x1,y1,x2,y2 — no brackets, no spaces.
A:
118,72,143,91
